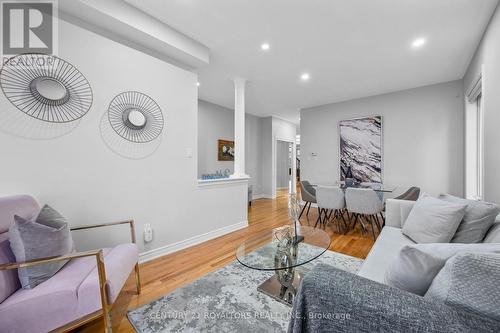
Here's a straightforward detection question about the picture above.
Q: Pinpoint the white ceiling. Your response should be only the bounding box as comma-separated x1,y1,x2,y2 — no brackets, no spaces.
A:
127,0,498,124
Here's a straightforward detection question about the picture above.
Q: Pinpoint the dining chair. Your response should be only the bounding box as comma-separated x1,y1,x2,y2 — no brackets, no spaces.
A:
299,180,317,219
345,188,384,240
315,186,348,233
393,186,420,201
380,186,420,223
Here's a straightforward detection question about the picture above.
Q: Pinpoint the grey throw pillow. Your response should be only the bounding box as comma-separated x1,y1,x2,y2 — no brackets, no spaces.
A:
484,222,500,243
438,194,500,243
0,240,21,302
8,205,74,288
384,243,500,295
425,252,500,321
402,195,467,243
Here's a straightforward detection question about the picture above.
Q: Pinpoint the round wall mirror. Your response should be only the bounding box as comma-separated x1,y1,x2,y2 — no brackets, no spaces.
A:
128,109,147,128
1,54,93,123
123,108,147,130
35,77,67,100
30,77,69,104
108,91,163,143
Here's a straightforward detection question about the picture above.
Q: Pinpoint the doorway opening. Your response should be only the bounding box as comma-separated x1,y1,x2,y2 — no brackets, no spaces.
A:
276,140,294,194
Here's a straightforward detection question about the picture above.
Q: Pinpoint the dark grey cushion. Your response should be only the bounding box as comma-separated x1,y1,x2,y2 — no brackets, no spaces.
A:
438,194,500,243
288,264,500,333
8,205,74,288
425,252,500,322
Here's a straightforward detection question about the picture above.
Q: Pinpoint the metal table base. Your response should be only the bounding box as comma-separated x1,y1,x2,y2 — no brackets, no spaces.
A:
257,268,306,306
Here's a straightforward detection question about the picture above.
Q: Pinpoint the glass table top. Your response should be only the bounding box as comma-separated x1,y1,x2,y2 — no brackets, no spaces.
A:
312,182,396,193
235,225,331,271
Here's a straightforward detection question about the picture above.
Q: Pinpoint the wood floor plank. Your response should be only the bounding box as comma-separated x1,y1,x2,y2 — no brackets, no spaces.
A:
76,189,374,332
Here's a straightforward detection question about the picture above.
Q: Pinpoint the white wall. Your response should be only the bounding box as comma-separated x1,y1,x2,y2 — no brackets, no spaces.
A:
260,117,297,197
273,117,297,141
197,100,264,195
198,100,235,177
246,113,264,195
0,19,248,261
301,80,464,197
261,117,273,196
464,4,500,204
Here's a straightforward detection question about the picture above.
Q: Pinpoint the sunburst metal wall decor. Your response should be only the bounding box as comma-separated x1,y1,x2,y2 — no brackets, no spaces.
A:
107,91,164,143
0,53,93,123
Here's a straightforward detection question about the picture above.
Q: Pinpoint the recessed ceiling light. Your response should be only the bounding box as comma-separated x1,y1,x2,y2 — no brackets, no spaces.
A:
300,73,310,81
411,38,427,49
261,43,270,51
197,81,200,87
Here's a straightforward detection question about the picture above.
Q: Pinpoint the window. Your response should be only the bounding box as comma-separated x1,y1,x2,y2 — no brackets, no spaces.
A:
465,74,483,200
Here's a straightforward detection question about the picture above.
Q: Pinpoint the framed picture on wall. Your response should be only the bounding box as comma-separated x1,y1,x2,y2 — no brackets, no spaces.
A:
218,139,235,161
339,116,382,183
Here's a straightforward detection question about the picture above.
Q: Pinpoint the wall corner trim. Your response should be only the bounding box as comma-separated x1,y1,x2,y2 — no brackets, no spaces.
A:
138,220,248,263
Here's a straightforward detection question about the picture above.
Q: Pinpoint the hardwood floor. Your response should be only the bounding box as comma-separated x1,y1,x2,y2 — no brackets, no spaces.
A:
78,189,375,332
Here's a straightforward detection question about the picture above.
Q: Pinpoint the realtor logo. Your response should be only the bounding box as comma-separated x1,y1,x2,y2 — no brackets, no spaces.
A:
1,1,57,56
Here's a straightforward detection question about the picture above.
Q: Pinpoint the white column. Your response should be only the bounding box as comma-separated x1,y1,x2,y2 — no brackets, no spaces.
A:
231,78,249,178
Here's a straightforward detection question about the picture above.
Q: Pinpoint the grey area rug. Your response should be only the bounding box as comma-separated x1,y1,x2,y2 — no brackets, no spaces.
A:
128,243,364,333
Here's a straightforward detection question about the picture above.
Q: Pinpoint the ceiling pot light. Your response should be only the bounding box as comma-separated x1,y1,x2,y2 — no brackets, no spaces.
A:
197,82,200,87
411,38,427,49
300,73,310,81
261,43,270,51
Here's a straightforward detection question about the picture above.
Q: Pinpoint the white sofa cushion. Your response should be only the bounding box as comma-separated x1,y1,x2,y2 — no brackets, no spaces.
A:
357,226,415,283
385,199,413,228
399,200,415,228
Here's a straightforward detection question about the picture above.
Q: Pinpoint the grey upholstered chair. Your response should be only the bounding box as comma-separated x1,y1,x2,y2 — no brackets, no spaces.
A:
345,188,384,240
381,187,420,216
394,186,420,201
315,186,348,232
299,180,317,219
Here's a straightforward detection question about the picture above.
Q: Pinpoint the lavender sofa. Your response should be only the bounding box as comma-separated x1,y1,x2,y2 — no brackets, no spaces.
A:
0,195,141,333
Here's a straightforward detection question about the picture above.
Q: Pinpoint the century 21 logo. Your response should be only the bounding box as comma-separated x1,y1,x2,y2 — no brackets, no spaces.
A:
1,1,55,55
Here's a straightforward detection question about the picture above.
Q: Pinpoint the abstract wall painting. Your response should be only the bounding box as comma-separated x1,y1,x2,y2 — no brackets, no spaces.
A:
339,116,382,183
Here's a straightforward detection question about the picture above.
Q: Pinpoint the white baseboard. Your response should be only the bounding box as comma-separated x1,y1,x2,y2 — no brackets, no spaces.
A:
139,220,249,263
257,194,275,199
251,193,269,200
251,193,274,200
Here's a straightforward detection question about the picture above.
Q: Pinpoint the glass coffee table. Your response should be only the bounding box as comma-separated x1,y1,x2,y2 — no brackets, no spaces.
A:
236,225,331,305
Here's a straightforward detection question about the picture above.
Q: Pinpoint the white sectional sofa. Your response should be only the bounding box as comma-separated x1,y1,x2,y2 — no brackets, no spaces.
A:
357,198,500,283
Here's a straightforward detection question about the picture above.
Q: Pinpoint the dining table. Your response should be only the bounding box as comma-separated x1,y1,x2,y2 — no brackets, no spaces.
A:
312,181,396,193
